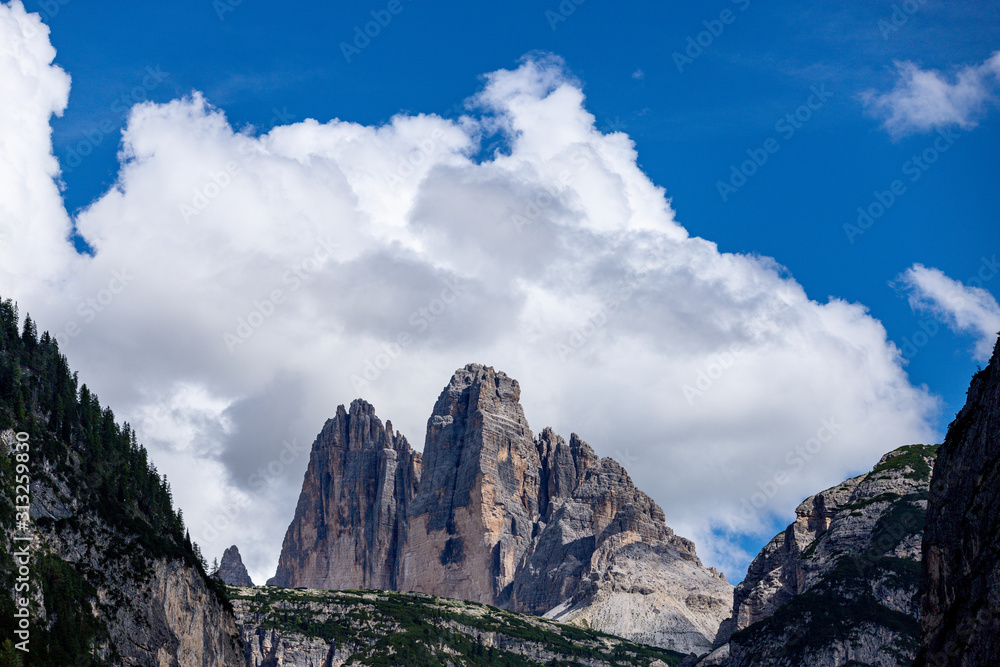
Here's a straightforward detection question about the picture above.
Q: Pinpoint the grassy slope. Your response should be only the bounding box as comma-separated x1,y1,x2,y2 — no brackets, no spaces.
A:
230,586,687,666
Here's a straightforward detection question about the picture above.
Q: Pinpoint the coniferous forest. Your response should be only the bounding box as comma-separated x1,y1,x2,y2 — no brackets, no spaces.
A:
0,296,225,664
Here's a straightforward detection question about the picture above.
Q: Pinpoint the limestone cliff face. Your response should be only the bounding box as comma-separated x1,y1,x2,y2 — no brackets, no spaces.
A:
268,399,421,590
269,364,734,652
915,339,1000,667
113,558,244,667
401,364,542,604
384,366,736,651
527,453,732,655
2,429,244,666
706,444,937,667
218,544,254,587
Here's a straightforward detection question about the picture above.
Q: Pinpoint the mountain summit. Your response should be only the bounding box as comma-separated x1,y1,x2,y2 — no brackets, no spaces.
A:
267,399,421,590
270,363,733,654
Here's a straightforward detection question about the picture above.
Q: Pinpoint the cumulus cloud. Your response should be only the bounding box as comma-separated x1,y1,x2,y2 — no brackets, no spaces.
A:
865,50,1000,136
0,1,79,294
897,263,1000,362
1,3,941,583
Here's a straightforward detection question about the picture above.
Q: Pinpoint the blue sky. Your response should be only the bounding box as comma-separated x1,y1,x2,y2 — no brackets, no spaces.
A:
36,0,999,422
4,0,999,583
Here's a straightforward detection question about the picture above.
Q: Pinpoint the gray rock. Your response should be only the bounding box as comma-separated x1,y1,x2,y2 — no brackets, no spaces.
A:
270,364,733,652
218,544,254,587
1,428,244,666
915,339,1000,666
402,364,542,605
717,443,938,666
268,399,421,590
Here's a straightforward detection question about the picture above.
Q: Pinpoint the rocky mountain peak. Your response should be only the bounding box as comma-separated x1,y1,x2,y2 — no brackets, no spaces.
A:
272,363,733,654
218,545,254,587
268,398,421,590
710,443,940,666
536,428,599,519
403,363,541,604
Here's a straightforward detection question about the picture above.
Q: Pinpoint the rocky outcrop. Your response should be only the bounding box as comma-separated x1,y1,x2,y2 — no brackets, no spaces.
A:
109,558,244,667
521,453,732,655
709,444,938,666
271,364,733,653
915,339,1000,667
2,429,244,666
401,364,542,605
398,364,732,654
218,545,254,587
230,585,688,666
268,399,421,590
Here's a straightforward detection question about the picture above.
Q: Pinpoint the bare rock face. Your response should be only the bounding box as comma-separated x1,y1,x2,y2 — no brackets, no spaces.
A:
271,364,734,653
268,399,421,590
915,340,1000,667
529,455,733,655
401,364,542,604
397,364,733,653
713,444,938,666
218,545,254,587
729,476,862,634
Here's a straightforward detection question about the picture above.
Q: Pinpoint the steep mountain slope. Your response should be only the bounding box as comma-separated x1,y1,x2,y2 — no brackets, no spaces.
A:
268,399,421,590
230,585,687,666
915,339,1000,666
702,444,937,666
0,298,242,665
271,363,733,654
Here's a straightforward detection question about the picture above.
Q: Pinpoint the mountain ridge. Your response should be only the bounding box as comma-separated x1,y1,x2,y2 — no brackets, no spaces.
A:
269,362,734,655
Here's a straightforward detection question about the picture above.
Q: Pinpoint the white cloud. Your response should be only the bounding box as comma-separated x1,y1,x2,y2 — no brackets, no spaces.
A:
0,1,79,295
865,50,1000,136
897,263,1000,362
1,4,941,584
